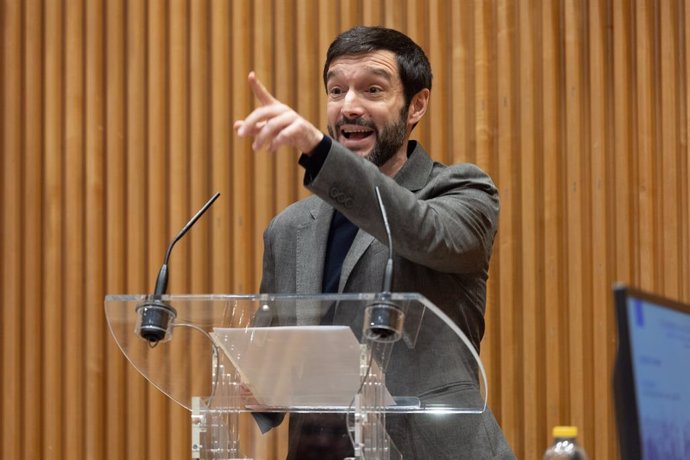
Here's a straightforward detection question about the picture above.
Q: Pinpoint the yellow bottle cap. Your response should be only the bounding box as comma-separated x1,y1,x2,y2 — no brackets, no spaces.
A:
553,426,578,438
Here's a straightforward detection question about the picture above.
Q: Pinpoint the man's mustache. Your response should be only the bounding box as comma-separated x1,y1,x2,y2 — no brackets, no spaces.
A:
335,117,377,131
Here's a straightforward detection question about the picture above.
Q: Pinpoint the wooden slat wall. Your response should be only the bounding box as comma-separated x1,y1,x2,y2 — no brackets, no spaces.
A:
2,1,689,458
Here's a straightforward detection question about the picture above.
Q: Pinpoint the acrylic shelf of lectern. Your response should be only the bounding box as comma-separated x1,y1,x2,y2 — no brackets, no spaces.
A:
105,293,488,460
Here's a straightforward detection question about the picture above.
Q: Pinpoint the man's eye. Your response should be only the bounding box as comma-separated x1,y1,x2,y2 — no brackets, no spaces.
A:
368,87,382,94
328,87,343,96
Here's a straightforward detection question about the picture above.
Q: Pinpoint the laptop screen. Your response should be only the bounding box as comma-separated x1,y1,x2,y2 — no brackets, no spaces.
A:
613,284,690,460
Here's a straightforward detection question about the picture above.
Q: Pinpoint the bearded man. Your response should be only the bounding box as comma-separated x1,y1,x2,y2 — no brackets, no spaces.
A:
235,25,514,460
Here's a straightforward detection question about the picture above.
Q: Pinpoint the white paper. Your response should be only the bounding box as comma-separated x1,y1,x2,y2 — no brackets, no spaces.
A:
213,325,393,408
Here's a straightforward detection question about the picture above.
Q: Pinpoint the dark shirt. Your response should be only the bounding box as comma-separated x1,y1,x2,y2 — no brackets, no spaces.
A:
300,135,360,293
321,211,358,293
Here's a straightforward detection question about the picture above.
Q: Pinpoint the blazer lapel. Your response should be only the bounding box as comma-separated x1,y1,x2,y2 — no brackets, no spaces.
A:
296,199,332,295
338,230,376,292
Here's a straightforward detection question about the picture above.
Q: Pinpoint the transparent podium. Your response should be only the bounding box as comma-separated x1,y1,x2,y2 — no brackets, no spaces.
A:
105,293,488,459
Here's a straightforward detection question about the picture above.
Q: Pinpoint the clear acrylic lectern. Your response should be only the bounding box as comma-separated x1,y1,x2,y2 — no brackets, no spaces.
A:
105,293,488,459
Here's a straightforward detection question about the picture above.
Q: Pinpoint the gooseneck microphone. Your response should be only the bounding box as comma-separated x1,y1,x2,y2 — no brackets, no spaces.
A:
363,186,404,343
136,192,221,344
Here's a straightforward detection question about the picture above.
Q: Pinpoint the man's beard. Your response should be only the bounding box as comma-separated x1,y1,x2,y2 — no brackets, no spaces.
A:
329,106,408,167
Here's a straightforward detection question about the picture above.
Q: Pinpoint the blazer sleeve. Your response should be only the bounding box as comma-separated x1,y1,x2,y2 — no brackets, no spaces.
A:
304,141,499,274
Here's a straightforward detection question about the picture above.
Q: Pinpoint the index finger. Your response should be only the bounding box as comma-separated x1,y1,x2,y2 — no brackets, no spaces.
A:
248,71,277,106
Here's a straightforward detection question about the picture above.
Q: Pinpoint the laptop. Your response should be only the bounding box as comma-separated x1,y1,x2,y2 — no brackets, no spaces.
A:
613,284,690,460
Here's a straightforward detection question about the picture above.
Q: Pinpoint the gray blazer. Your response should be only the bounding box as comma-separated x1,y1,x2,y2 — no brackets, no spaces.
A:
260,140,515,459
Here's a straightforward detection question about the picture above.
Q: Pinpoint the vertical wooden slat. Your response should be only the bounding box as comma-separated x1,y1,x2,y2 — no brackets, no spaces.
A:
384,0,405,30
636,0,658,292
106,1,127,458
273,0,298,212
190,0,212,291
23,0,44,458
339,0,361,31
43,0,64,456
252,0,275,292
362,0,383,25
126,1,149,458
1,1,22,458
295,0,318,203
449,1,475,163
64,1,85,457
407,0,428,43
427,0,450,164
210,0,232,293
169,0,190,291
231,0,253,293
613,0,635,287
660,0,681,298
474,0,496,173
84,0,106,457
190,0,212,295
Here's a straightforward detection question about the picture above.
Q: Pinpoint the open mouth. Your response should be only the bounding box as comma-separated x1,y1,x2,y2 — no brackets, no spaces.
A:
340,126,375,141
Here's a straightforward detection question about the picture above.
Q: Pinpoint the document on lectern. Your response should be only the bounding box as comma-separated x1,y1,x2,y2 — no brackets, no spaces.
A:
212,325,394,408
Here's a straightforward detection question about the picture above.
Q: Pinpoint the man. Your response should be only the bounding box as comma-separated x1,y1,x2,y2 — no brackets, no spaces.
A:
235,26,514,459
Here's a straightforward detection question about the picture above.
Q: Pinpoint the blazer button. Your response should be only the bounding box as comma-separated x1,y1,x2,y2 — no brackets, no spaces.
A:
329,187,353,208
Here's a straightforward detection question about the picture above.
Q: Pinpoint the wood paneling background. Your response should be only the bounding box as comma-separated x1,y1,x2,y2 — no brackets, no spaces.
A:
2,1,689,459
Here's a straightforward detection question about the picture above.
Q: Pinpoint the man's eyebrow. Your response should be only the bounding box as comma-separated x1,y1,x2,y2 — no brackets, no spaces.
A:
368,67,393,81
326,69,339,82
326,66,393,82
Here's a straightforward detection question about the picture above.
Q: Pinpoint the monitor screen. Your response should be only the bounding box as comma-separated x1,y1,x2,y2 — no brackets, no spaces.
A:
613,285,690,460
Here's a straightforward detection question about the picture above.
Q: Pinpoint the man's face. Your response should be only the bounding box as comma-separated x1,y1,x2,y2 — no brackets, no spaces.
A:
325,50,410,167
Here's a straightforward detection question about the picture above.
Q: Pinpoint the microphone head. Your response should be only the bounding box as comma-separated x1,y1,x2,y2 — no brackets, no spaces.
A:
136,300,177,343
363,298,405,343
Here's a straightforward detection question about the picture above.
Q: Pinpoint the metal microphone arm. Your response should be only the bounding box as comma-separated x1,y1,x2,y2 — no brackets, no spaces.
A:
153,192,221,297
363,186,404,343
375,186,394,294
137,192,221,344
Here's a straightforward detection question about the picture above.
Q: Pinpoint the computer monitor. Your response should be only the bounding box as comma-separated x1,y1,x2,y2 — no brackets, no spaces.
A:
613,284,690,460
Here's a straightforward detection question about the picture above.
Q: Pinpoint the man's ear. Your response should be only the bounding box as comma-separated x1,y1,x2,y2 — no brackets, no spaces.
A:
407,88,430,125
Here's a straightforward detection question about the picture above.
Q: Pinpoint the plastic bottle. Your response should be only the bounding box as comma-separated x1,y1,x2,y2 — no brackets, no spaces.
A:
542,426,588,460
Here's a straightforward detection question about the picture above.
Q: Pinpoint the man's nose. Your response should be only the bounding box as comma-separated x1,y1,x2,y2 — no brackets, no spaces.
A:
341,90,365,118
